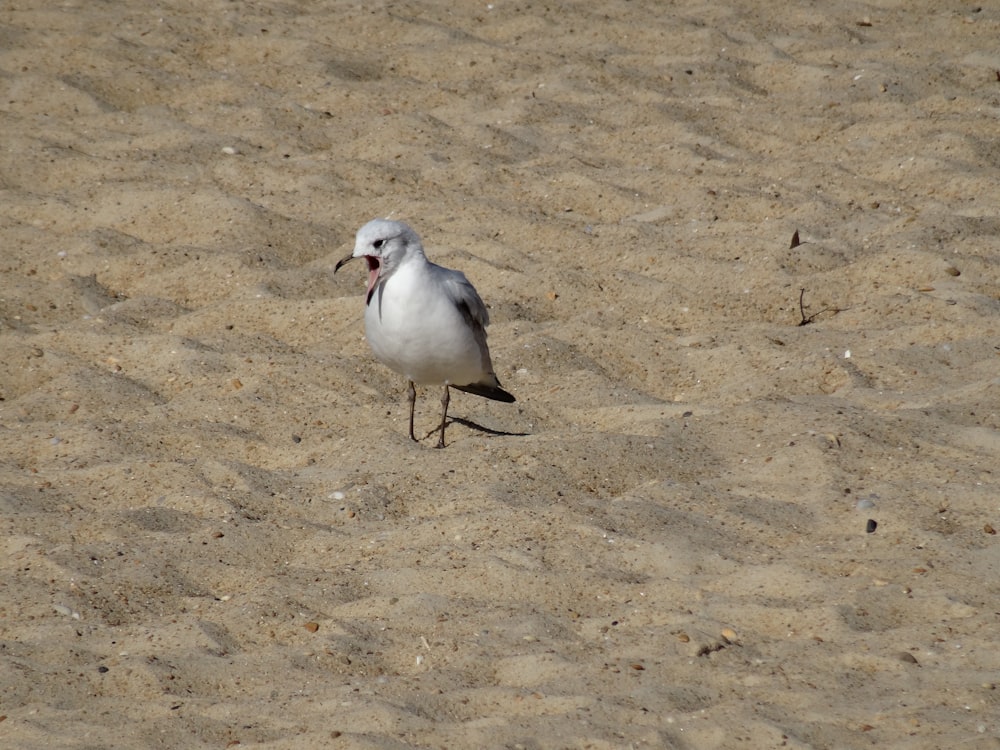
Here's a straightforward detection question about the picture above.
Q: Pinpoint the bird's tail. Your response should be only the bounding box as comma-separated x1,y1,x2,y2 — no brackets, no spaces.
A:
453,382,516,403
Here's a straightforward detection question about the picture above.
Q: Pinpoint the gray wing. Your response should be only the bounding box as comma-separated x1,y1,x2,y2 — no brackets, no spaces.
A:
439,266,515,400
439,267,500,379
440,268,491,330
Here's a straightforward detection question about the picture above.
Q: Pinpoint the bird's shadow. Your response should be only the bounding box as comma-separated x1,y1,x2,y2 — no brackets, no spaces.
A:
424,417,531,441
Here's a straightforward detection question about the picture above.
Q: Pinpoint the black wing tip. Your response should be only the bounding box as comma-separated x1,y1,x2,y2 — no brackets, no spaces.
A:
493,388,517,403
453,383,516,403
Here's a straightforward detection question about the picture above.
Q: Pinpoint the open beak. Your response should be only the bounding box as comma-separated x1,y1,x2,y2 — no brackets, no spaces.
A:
334,252,355,274
335,253,381,305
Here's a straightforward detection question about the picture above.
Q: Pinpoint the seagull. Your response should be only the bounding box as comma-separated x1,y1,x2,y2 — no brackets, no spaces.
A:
335,219,515,448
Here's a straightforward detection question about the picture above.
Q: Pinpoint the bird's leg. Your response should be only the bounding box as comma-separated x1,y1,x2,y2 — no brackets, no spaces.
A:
436,385,450,448
407,380,417,442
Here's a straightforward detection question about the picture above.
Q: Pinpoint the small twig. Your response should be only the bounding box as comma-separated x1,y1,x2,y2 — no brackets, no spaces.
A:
798,288,840,326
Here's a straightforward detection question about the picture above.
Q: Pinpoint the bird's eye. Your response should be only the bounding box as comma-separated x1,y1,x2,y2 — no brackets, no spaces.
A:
373,239,385,249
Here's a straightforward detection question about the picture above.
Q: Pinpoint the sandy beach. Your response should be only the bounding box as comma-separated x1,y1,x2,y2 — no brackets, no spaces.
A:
2,1,999,747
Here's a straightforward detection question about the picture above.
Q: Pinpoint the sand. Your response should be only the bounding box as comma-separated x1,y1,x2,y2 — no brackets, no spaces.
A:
2,1,1000,748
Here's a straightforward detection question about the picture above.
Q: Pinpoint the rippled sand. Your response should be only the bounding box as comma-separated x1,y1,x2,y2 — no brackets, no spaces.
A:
2,2,999,748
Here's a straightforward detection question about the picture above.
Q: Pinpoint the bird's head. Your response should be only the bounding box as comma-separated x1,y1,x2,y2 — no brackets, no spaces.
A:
334,219,424,304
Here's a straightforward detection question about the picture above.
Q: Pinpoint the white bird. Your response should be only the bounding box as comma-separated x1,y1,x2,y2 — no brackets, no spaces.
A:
335,219,515,448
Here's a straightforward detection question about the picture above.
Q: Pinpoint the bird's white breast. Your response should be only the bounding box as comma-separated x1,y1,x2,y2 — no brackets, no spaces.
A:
364,261,485,386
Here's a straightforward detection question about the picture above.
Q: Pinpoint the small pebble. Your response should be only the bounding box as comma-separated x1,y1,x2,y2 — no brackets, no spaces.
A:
304,622,319,633
856,498,875,510
866,519,878,533
221,146,238,155
53,604,80,619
